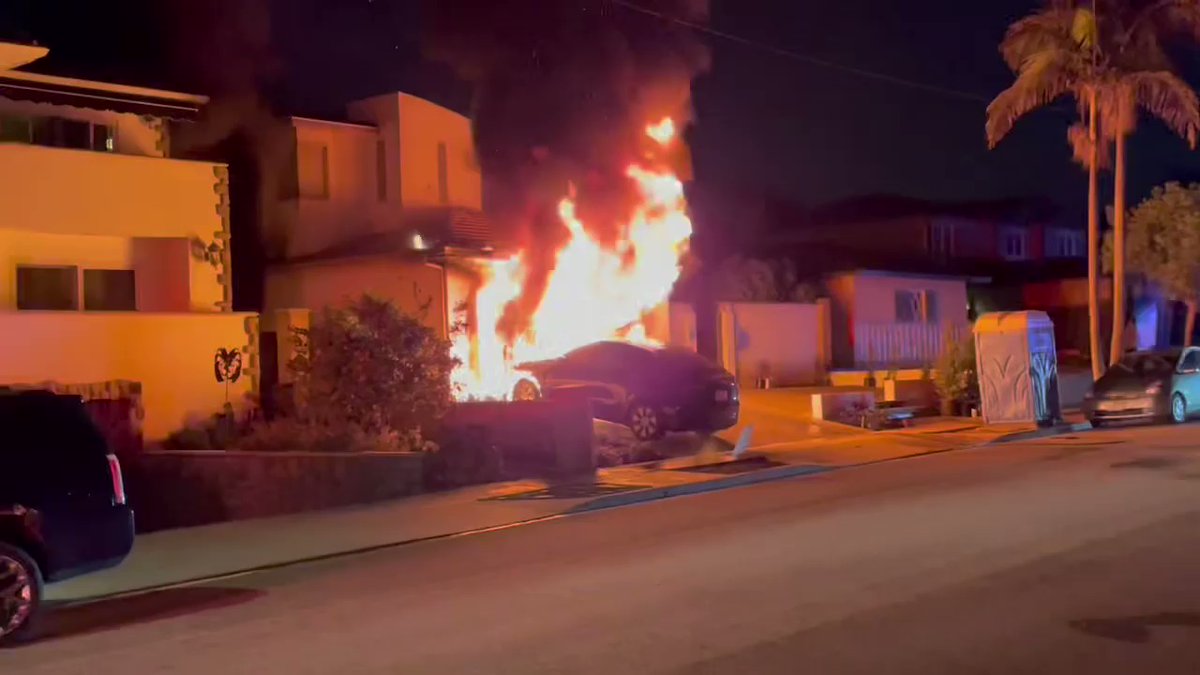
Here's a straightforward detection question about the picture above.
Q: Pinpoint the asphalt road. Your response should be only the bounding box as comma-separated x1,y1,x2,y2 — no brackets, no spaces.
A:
5,423,1200,673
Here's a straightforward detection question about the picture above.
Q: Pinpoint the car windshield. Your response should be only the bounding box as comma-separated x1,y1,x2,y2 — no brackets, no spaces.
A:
1116,352,1178,376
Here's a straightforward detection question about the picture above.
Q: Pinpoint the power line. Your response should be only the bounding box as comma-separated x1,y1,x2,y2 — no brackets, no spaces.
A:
608,0,993,105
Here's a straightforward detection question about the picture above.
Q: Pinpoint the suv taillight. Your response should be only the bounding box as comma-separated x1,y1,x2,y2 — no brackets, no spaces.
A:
106,454,126,505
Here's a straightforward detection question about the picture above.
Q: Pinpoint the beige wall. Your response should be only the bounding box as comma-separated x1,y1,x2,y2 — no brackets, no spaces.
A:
284,118,398,258
0,143,223,239
0,97,164,156
0,231,216,312
718,302,824,386
825,274,856,368
0,144,226,310
265,257,448,337
0,311,255,439
849,273,969,325
349,93,482,211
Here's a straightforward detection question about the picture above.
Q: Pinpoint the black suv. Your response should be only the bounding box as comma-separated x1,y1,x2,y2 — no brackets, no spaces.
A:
0,391,134,644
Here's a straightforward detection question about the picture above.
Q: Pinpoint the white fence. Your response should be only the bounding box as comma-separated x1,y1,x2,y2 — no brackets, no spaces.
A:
854,321,966,369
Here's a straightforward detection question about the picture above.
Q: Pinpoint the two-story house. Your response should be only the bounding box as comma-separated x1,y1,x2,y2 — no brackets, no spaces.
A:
262,92,496,391
0,41,257,442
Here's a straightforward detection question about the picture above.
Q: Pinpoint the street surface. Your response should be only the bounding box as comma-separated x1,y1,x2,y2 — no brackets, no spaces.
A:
6,423,1200,673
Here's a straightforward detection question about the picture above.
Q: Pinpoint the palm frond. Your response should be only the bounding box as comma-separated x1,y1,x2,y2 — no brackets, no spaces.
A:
986,50,1079,147
1129,70,1200,146
999,8,1078,71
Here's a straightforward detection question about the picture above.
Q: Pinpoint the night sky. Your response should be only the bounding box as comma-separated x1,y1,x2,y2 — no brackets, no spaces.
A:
4,0,1200,224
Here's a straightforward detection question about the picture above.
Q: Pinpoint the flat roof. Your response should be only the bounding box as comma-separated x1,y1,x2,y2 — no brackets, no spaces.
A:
290,115,376,131
0,42,49,71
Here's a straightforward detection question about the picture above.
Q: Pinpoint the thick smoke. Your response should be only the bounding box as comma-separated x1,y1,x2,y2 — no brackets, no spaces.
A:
423,0,710,345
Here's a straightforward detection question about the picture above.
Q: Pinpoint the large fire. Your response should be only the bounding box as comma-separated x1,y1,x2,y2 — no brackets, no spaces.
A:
452,118,693,400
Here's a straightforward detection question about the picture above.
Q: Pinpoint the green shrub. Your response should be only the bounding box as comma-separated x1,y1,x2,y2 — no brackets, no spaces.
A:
236,418,434,454
933,332,978,415
289,294,460,442
163,404,240,450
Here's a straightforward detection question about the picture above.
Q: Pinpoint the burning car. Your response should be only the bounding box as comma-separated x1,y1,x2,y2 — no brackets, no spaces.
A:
512,340,739,441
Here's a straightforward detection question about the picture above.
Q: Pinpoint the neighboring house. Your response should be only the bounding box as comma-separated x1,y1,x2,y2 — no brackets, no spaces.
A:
262,92,496,390
0,41,257,442
796,195,1081,265
825,270,971,370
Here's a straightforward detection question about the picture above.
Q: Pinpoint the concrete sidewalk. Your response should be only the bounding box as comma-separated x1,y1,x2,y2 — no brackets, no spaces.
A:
45,417,1082,605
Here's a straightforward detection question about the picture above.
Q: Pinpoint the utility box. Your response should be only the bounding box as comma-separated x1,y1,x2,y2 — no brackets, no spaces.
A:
974,311,1062,425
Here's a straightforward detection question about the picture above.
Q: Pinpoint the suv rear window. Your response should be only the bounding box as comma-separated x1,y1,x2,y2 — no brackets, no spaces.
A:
0,392,108,459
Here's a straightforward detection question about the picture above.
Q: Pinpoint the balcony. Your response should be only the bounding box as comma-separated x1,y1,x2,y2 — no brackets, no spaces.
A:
0,142,225,240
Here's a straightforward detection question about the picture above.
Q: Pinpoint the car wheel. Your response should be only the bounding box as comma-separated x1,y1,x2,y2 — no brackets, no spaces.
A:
1171,393,1187,424
512,379,541,402
627,401,665,441
0,542,42,646
1089,418,1104,429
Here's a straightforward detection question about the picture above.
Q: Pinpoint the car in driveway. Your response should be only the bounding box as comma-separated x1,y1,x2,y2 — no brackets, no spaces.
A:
1083,348,1200,427
513,341,739,440
0,390,134,644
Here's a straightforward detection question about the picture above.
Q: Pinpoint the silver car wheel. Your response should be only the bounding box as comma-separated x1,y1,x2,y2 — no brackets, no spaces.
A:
1172,394,1187,424
630,405,660,440
0,553,34,641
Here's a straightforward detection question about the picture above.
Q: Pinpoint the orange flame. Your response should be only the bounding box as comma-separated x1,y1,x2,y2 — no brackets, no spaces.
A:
452,118,692,399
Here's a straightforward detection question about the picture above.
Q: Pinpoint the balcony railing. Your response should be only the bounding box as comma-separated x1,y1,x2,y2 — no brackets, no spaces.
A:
0,142,223,240
854,321,968,369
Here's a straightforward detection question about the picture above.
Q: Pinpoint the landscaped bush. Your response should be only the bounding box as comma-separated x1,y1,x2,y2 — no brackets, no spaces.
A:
933,332,978,416
163,404,245,450
290,295,459,437
236,418,430,454
167,296,460,454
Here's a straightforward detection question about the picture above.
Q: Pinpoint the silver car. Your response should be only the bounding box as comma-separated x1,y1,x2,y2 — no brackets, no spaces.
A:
1083,348,1200,426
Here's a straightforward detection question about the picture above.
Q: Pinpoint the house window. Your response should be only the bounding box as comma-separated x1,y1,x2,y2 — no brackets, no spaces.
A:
895,289,939,323
297,141,330,199
1000,226,1029,260
1046,228,1086,258
83,270,136,311
929,221,955,258
26,117,114,151
437,141,449,205
17,266,79,310
0,115,32,143
376,140,387,202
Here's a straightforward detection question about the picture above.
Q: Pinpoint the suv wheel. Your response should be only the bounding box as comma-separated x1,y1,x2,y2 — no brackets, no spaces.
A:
0,542,41,646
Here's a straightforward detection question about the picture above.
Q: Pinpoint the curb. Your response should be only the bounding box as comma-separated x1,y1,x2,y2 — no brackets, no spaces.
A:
58,429,1064,608
55,465,835,607
989,421,1092,444
571,463,832,513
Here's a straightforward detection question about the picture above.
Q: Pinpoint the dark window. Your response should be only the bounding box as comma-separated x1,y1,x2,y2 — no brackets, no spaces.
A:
0,115,31,143
895,290,920,323
58,118,90,149
83,269,136,311
30,117,55,146
17,266,78,310
437,141,449,204
24,117,111,151
1180,351,1200,372
1117,352,1177,375
298,141,329,199
92,124,114,152
376,140,387,202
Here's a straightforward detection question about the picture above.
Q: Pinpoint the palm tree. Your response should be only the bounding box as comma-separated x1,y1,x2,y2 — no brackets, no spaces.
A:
1100,0,1200,363
987,3,1107,381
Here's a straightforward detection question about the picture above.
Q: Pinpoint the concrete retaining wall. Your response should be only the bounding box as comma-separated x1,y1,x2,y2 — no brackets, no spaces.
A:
123,450,424,532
